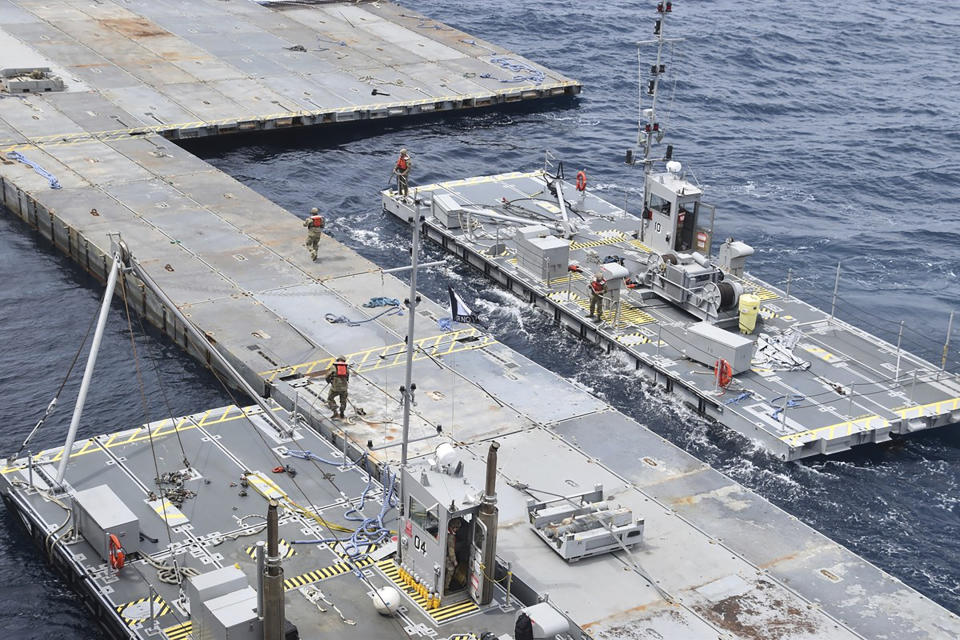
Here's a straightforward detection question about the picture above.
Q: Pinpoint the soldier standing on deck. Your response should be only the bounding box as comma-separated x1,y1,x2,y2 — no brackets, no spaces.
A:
588,273,607,321
444,517,463,591
395,149,411,199
325,355,349,419
303,207,325,261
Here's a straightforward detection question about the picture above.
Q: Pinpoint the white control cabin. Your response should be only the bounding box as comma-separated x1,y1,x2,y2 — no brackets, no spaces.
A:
642,165,712,256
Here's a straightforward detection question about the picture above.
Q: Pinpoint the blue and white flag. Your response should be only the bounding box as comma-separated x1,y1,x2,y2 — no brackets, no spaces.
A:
448,285,479,324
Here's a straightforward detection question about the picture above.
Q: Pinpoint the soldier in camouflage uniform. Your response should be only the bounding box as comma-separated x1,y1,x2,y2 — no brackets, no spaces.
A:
444,517,463,591
304,207,325,261
325,355,349,418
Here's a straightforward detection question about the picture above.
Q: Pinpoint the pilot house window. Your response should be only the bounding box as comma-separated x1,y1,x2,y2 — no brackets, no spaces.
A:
648,193,671,215
409,495,439,539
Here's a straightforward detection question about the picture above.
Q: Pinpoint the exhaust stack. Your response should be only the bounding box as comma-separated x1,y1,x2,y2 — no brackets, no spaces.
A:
477,442,500,605
263,500,285,640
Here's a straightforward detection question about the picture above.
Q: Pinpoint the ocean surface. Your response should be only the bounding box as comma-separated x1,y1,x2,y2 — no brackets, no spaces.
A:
1,0,958,637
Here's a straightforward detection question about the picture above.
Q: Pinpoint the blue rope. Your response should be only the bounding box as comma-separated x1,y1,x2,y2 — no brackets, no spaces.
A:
6,151,61,189
769,394,805,420
289,465,398,574
363,297,400,308
325,305,402,327
488,56,545,84
723,391,752,405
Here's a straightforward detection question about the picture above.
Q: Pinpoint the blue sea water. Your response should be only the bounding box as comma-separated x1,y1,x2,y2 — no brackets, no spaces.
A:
1,0,958,637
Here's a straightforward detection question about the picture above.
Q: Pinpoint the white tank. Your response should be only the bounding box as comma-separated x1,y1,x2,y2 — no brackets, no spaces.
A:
372,586,401,616
434,442,461,473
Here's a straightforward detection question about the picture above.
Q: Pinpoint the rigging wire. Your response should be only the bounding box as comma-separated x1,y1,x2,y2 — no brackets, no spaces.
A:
128,287,192,468
119,279,178,553
12,292,100,459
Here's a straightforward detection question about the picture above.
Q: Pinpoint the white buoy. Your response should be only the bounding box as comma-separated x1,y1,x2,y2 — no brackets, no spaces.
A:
666,160,682,174
372,586,401,616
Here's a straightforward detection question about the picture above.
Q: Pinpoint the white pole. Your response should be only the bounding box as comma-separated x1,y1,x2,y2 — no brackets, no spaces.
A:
894,320,904,382
55,252,122,486
830,261,840,321
399,197,422,561
940,311,954,379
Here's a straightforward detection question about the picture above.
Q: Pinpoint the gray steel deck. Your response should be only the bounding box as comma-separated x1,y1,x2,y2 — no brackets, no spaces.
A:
0,2,958,639
0,0,579,145
381,171,960,461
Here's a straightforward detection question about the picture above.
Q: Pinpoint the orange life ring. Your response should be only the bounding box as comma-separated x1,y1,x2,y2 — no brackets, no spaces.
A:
109,533,126,570
714,359,733,388
576,170,587,192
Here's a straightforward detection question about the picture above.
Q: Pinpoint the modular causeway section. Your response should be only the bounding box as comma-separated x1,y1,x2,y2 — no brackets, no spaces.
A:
382,170,960,460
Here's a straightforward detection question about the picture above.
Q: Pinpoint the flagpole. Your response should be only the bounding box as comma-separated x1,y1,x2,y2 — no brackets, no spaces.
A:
398,194,422,562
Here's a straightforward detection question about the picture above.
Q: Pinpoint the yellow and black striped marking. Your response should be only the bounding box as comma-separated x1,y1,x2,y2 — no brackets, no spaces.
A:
628,239,653,253
245,538,295,559
283,557,374,591
116,595,170,627
742,282,780,301
332,542,379,561
570,233,627,251
377,559,479,624
163,621,192,640
616,333,662,347
569,297,656,326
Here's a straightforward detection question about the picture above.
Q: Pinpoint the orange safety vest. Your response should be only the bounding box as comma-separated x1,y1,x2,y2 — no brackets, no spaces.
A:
396,155,408,172
308,214,325,228
334,362,348,378
590,280,605,294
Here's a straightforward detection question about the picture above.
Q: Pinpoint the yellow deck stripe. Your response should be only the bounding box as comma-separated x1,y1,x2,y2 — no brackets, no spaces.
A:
376,559,479,623
163,621,191,640
780,396,960,446
261,328,496,381
1,405,282,475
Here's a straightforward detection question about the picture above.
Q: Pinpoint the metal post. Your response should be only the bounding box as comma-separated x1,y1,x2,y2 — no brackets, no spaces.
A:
830,261,840,321
785,268,792,298
615,297,622,328
940,311,954,378
656,323,662,356
477,442,500,605
256,541,265,620
341,429,350,469
847,387,855,418
505,565,513,606
780,394,788,425
263,501,284,640
55,252,122,487
910,369,918,403
894,320,904,382
399,197,423,562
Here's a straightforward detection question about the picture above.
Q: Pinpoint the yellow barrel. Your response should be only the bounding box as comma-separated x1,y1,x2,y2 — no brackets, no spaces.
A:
739,293,760,334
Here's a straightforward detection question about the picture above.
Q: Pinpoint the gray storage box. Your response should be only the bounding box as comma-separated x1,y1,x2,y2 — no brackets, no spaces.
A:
516,231,569,282
187,566,249,616
679,321,755,374
196,586,261,640
431,193,462,229
72,484,139,562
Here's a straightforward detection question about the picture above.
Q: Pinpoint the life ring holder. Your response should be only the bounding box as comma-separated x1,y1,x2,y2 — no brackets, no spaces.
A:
109,533,126,570
714,359,733,388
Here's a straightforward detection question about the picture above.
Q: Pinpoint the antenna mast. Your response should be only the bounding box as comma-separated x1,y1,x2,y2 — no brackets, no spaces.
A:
635,2,681,174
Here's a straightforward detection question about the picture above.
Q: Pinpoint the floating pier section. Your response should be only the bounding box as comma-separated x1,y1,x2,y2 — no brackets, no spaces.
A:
0,2,958,640
382,171,960,460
